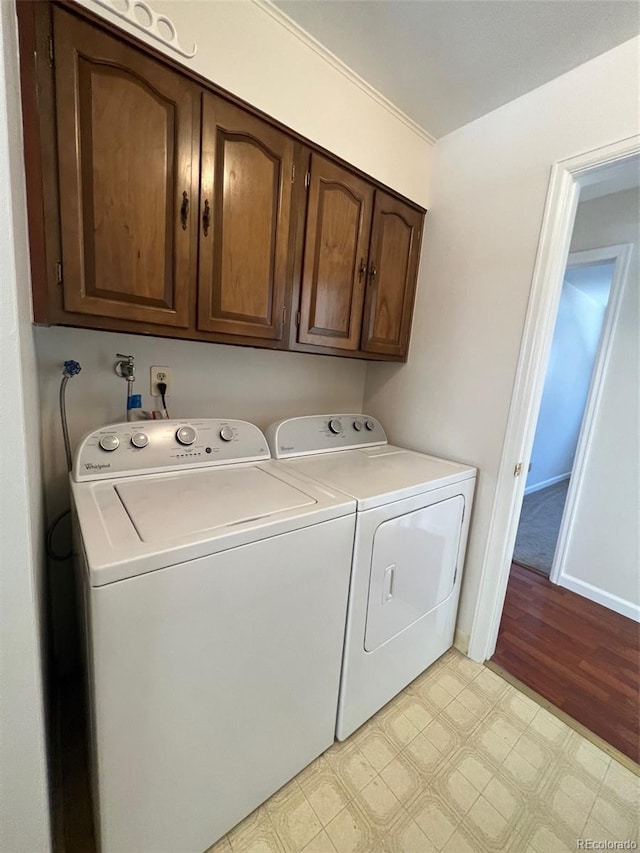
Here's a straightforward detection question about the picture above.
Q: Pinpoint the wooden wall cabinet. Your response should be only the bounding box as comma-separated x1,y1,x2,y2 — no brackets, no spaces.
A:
297,154,374,351
54,7,199,328
361,192,423,358
197,94,294,341
19,2,425,362
293,156,423,360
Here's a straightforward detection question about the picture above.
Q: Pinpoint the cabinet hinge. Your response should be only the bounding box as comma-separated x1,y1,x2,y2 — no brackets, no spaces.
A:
291,164,295,183
304,172,310,189
48,35,54,68
514,462,523,477
295,311,301,326
282,305,287,325
55,260,63,285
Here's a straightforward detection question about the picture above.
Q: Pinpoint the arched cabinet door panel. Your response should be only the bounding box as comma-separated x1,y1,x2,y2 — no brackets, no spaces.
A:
53,8,199,327
197,94,294,340
297,154,374,350
361,192,423,358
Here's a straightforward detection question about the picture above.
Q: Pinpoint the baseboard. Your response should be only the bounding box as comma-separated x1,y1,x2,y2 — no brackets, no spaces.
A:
524,472,570,496
453,629,470,655
558,574,640,622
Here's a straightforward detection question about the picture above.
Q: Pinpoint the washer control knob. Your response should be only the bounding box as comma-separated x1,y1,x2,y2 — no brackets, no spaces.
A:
99,434,120,452
353,420,363,431
219,426,234,442
176,425,197,446
365,420,376,431
130,432,149,449
328,418,343,435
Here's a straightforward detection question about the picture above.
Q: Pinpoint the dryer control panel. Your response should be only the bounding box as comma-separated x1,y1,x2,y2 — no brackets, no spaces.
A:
73,419,270,481
266,415,387,459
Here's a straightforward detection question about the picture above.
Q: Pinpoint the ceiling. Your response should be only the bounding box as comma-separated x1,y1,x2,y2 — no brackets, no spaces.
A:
274,0,640,138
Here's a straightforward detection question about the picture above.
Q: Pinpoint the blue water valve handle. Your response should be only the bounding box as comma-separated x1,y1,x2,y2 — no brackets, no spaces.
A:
127,394,142,410
63,360,81,377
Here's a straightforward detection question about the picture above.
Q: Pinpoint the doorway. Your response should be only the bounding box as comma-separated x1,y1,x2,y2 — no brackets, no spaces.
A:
513,253,616,578
490,231,638,761
468,139,640,669
470,143,639,761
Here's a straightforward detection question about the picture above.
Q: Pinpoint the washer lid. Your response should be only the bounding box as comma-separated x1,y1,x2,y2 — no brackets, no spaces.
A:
72,460,355,586
284,445,476,510
115,466,314,542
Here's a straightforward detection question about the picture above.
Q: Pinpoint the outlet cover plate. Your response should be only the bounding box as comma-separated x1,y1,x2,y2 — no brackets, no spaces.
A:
150,366,172,397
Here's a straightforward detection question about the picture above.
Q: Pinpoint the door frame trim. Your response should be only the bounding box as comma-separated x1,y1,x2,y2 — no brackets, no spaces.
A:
467,134,640,662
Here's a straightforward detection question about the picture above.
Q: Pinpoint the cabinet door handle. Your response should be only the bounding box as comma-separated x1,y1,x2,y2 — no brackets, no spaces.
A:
180,191,189,231
358,258,367,281
202,199,211,237
368,264,377,284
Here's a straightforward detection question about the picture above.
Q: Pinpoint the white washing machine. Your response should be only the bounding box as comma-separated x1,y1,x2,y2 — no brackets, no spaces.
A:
266,414,476,741
71,418,356,853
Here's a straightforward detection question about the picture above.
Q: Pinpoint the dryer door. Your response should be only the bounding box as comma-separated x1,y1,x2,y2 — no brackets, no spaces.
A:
364,495,464,652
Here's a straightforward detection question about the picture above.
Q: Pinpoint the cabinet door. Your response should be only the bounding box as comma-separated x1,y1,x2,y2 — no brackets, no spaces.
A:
53,8,198,328
298,154,374,350
361,192,423,358
197,94,294,340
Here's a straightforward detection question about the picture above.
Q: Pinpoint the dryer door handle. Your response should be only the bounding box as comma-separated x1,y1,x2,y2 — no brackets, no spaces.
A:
383,564,396,603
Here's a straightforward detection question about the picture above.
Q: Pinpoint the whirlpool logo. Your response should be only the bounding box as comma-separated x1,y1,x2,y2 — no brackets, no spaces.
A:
85,462,111,470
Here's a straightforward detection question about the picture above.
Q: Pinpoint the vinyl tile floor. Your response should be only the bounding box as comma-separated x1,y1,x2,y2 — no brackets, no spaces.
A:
206,650,639,853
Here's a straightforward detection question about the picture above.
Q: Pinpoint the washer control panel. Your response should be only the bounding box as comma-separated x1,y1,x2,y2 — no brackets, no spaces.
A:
265,414,387,459
73,419,270,481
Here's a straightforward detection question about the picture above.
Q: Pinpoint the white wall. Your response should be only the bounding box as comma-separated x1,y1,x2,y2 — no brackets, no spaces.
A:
558,188,639,618
0,3,51,851
526,274,609,493
37,327,367,510
75,0,434,206
363,36,640,644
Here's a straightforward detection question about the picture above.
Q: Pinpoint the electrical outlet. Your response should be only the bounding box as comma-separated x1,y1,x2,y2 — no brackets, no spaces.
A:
150,366,172,397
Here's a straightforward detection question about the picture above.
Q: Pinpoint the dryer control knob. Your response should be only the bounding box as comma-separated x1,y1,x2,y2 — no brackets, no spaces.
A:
219,426,234,442
130,432,149,449
353,420,363,431
365,420,376,431
176,425,197,446
328,418,343,435
99,434,120,452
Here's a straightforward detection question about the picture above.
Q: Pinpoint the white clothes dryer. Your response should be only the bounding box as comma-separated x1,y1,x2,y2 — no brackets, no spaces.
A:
266,414,476,741
71,418,355,853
